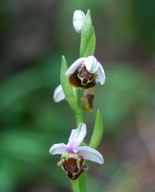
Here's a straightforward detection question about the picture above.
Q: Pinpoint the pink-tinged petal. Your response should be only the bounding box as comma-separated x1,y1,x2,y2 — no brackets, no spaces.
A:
49,143,66,155
53,85,65,103
67,122,86,149
85,56,99,73
65,57,86,76
96,62,106,85
77,146,104,164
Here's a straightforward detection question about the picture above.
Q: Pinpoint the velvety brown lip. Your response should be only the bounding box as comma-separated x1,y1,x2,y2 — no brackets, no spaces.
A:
69,67,96,89
59,154,89,180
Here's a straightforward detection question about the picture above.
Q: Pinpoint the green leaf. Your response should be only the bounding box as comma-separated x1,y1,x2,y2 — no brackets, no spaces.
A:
80,10,96,57
89,109,103,149
60,56,80,113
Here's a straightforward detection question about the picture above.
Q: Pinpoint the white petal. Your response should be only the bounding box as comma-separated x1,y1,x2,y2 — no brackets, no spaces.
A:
77,146,104,164
53,85,65,103
96,62,106,85
85,56,99,73
67,122,86,149
49,143,66,155
73,10,85,33
65,57,86,76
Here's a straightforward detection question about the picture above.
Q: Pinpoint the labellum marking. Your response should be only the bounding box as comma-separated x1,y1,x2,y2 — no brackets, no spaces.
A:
69,66,96,89
58,153,88,181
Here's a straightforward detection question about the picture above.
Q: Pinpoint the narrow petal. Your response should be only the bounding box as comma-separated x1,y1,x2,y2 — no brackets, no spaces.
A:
96,62,106,85
65,57,86,76
53,85,65,103
77,146,104,164
67,122,86,149
49,143,66,155
85,56,99,73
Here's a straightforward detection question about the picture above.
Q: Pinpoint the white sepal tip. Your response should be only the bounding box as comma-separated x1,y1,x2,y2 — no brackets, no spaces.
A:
53,84,65,103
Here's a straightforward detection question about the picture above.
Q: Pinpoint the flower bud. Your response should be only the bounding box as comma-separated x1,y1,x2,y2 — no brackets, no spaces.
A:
81,88,95,112
73,10,85,33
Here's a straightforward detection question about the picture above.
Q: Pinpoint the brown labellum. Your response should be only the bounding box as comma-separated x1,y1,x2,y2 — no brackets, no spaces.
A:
57,153,88,181
81,88,95,112
69,66,96,89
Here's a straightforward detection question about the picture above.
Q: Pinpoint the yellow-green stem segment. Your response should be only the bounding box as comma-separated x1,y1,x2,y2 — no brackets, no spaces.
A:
71,181,80,192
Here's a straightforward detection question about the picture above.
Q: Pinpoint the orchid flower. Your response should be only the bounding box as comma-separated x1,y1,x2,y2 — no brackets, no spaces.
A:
73,10,85,33
53,84,65,103
65,56,105,89
49,122,104,180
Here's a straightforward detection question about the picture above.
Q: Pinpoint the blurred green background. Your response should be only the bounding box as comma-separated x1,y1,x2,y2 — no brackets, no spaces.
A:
0,0,155,192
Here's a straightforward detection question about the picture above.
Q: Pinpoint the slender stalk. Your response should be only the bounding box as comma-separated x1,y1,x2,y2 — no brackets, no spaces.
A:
79,173,88,192
75,112,83,126
71,181,80,192
74,89,88,192
75,89,83,126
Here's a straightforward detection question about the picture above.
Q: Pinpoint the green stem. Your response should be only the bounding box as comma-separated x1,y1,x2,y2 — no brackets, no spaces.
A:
75,89,83,126
74,89,88,192
75,112,83,126
79,173,88,192
71,181,80,192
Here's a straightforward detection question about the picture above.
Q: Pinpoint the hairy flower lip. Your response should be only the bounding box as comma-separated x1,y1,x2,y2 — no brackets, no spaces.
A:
59,153,89,181
69,68,96,89
65,56,105,86
49,122,104,164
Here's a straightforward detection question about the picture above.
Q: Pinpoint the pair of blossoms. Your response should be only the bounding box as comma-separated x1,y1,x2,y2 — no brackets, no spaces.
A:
50,10,105,181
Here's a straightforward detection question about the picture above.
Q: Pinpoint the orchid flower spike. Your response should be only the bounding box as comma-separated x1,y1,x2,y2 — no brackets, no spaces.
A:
65,56,105,89
73,10,85,33
53,84,65,103
49,122,104,181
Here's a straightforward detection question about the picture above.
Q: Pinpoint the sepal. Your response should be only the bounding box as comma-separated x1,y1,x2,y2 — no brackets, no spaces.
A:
53,84,65,102
67,122,86,150
85,56,99,73
49,143,66,155
96,63,106,85
77,146,104,164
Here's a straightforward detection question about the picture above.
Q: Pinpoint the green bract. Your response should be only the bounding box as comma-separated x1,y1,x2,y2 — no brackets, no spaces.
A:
60,56,80,114
80,10,96,57
89,109,103,149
